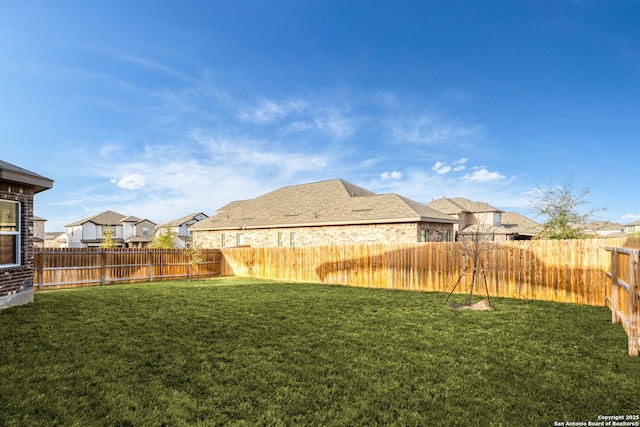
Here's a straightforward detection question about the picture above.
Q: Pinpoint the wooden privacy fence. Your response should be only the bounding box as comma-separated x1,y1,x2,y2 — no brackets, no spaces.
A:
605,246,639,357
221,238,640,307
34,248,222,290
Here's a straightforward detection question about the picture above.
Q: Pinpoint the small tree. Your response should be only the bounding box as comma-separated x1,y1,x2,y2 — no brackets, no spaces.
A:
151,228,178,249
100,225,118,249
528,178,600,240
446,214,494,307
186,238,204,280
460,222,494,306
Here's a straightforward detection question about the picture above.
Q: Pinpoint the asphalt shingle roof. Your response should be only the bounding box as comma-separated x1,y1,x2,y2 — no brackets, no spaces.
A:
161,212,208,228
191,179,457,231
65,210,153,227
0,160,53,193
426,197,502,214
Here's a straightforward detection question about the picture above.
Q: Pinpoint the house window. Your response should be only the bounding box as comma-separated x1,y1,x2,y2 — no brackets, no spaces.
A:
421,229,429,242
278,232,284,247
237,233,245,246
102,225,115,237
444,230,450,242
0,200,20,266
493,212,501,225
221,234,226,247
290,232,296,246
142,226,149,237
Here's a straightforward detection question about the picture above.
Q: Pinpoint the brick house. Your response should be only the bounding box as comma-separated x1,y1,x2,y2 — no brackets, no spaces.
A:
426,197,541,241
190,179,458,248
65,210,157,248
0,160,53,310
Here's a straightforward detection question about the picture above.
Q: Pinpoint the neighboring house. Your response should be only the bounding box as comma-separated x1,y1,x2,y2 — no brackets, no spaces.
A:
578,221,624,237
44,232,67,248
65,210,157,248
623,220,640,235
426,197,540,241
33,215,46,249
158,212,209,248
190,179,458,248
500,212,543,239
0,160,53,310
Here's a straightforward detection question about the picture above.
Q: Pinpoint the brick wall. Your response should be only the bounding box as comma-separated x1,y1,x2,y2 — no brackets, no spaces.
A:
0,181,35,309
194,221,453,248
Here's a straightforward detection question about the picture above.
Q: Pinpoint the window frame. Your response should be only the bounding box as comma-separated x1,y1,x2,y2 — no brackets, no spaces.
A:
493,212,501,226
0,200,21,267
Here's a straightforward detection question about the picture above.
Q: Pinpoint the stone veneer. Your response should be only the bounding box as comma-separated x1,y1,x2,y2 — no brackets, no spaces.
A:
0,181,35,309
194,221,453,248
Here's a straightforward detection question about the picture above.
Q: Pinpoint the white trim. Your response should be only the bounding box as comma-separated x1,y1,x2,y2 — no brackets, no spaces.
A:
0,200,20,267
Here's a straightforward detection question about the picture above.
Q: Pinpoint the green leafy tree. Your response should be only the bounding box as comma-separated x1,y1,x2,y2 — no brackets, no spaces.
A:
529,178,600,240
100,225,118,248
151,228,178,249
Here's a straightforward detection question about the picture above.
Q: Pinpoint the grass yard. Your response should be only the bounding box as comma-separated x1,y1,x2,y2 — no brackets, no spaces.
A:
1,278,639,426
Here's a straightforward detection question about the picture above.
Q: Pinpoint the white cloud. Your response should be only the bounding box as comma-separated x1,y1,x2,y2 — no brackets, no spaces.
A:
621,213,640,222
115,173,146,190
432,161,451,175
391,114,481,145
312,158,327,168
463,168,505,182
313,109,354,139
239,99,306,123
381,171,403,180
452,158,467,171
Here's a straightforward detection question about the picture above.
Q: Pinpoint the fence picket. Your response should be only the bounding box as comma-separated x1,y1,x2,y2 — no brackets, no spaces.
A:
34,248,221,289
218,238,640,307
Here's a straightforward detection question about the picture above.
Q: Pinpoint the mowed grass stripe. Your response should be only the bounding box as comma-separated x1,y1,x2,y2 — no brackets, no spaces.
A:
0,278,638,426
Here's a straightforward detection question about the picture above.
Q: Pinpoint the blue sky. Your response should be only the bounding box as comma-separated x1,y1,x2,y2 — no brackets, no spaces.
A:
2,1,639,231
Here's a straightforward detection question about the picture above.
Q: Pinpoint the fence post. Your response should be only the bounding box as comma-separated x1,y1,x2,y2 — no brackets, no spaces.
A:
628,250,639,357
147,250,153,281
611,248,619,324
100,249,106,286
35,251,44,290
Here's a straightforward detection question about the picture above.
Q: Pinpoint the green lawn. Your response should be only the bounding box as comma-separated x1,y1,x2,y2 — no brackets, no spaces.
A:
0,278,638,426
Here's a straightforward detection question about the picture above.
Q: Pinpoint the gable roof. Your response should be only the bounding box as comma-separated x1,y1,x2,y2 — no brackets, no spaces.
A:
65,210,155,227
500,212,543,236
161,212,209,228
0,160,54,194
579,221,624,231
426,197,502,214
66,210,127,227
191,179,457,231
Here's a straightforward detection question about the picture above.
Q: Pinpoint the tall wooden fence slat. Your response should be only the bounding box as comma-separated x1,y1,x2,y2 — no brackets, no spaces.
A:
34,248,221,290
